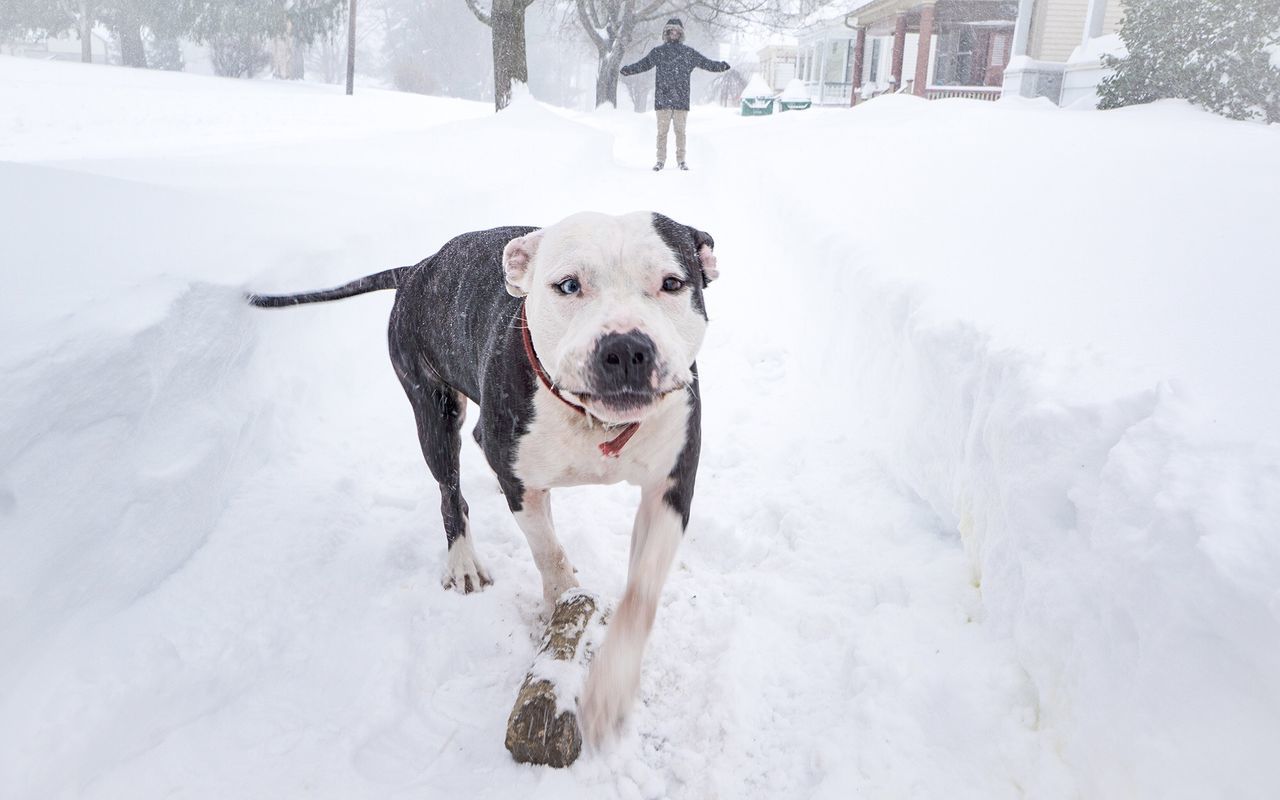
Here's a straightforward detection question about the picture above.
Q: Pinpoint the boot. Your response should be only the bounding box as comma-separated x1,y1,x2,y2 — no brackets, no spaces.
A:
653,162,664,171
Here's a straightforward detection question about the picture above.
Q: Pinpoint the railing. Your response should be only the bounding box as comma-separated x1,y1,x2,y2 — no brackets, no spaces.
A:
804,80,853,104
924,86,1002,101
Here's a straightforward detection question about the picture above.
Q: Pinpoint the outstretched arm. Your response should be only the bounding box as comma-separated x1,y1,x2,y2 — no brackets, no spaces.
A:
693,50,730,73
621,49,657,76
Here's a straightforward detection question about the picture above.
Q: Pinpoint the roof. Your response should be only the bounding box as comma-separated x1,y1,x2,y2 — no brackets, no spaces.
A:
845,0,928,25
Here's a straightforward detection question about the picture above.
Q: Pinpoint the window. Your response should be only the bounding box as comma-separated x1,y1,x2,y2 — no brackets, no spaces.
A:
933,25,977,86
825,39,845,83
990,33,1008,67
869,38,882,82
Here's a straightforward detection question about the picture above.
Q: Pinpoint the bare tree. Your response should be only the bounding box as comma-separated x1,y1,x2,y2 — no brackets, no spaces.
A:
574,0,672,108
464,0,537,111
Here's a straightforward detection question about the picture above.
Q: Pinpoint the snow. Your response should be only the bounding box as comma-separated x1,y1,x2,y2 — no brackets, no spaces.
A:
0,56,488,162
1005,54,1064,72
3,56,1280,799
742,74,774,98
1067,32,1127,66
780,78,809,100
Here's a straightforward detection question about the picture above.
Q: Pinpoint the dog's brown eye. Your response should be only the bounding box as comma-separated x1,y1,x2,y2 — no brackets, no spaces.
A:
661,277,684,293
555,277,581,295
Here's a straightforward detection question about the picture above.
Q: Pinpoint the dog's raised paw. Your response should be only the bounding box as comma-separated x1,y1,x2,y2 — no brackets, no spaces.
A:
578,639,640,748
441,537,493,594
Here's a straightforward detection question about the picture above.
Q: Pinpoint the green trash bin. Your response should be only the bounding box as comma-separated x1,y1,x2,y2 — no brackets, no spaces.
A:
740,96,775,116
778,80,812,111
778,98,812,112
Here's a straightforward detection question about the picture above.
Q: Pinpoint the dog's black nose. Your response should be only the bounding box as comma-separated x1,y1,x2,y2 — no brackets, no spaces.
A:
593,331,657,393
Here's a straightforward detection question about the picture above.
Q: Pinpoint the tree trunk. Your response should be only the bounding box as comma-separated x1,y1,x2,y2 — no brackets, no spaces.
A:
594,40,626,108
272,23,305,80
79,0,92,63
119,28,146,67
491,0,529,111
117,5,146,69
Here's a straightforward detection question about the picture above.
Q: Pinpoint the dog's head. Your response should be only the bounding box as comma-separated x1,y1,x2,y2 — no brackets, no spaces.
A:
503,211,719,425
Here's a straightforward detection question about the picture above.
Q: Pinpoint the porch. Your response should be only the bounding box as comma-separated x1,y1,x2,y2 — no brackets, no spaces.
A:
845,0,1017,105
795,17,860,105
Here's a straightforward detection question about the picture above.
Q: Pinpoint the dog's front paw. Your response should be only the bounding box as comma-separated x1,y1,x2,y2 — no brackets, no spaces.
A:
578,638,640,747
542,564,580,609
441,536,493,594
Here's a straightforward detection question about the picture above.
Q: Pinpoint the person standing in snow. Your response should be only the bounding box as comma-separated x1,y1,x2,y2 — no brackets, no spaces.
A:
620,18,730,172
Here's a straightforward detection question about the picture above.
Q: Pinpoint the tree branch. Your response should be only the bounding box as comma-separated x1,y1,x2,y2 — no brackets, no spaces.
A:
463,0,492,27
635,0,673,22
575,0,608,50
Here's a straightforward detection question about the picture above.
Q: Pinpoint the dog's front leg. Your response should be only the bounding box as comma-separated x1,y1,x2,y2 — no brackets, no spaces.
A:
579,482,684,746
512,488,579,607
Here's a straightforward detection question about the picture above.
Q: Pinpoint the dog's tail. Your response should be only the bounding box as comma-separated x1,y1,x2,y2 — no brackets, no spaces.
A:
246,266,410,308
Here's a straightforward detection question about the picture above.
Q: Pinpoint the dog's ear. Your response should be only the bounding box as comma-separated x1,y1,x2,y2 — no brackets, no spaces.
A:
502,230,542,297
691,228,719,288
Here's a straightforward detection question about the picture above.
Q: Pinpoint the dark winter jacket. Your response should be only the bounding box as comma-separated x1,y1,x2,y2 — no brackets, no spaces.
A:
620,42,730,111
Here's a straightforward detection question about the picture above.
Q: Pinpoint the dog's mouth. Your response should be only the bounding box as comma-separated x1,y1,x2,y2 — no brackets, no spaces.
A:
571,385,685,423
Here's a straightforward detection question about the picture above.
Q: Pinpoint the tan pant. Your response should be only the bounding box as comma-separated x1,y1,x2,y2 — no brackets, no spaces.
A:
655,109,688,164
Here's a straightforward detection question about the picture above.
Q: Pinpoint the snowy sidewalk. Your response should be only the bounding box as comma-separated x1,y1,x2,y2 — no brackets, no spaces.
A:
4,57,1279,799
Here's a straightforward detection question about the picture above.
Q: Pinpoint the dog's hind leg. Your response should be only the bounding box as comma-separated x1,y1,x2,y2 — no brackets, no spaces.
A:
399,366,492,594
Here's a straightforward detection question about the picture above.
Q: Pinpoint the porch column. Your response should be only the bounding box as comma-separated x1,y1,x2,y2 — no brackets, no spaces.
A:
840,36,851,102
817,39,828,103
913,2,935,96
851,26,867,106
1082,0,1108,43
890,12,907,88
1011,0,1035,58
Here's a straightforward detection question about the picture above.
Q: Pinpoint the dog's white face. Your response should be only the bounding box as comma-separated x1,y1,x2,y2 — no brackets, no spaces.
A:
502,211,719,425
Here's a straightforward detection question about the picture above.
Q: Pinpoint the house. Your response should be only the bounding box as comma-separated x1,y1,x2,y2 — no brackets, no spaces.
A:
845,0,1019,104
1001,0,1124,105
795,12,861,105
1,29,111,64
757,44,799,93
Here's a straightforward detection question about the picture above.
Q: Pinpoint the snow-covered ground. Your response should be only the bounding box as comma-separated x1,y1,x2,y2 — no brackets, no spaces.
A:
2,55,1279,799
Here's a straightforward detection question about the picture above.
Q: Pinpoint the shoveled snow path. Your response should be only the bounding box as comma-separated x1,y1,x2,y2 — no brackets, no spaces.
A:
2,73,1068,798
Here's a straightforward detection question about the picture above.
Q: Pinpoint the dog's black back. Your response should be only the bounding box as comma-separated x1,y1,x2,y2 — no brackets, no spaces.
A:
387,226,536,405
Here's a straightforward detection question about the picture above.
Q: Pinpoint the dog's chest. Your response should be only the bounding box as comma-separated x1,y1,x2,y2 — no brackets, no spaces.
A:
512,390,691,489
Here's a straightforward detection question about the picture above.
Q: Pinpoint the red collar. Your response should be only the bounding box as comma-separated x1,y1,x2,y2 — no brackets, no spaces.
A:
519,303,640,458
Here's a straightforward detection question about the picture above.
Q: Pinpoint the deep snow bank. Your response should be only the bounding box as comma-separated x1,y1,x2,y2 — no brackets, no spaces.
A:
798,260,1280,798
0,55,489,162
737,98,1280,797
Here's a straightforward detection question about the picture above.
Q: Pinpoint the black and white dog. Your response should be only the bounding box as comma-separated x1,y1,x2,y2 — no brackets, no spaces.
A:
249,211,718,743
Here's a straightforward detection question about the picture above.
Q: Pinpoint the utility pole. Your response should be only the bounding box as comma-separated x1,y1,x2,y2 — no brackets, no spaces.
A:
345,0,357,95
80,0,92,63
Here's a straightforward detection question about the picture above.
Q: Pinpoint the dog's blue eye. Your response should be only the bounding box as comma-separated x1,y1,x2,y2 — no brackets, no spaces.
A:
556,277,581,295
661,277,685,293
